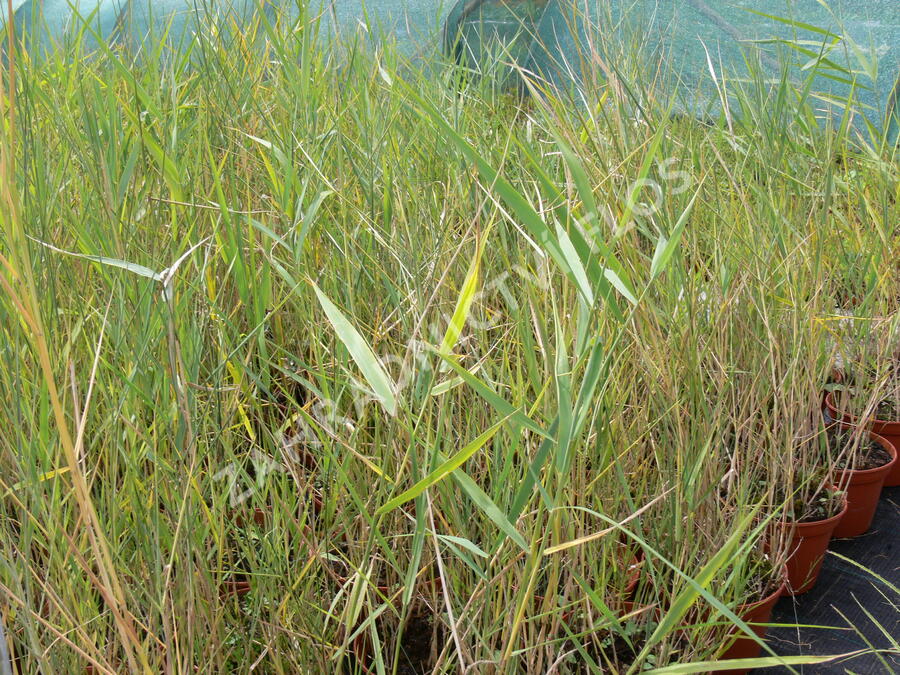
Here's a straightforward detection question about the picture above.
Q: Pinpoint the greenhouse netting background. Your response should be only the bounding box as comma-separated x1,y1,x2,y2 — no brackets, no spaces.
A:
3,1,899,135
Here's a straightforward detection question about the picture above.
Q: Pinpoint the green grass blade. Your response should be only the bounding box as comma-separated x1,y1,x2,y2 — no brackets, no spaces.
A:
451,465,528,551
642,651,869,674
436,352,548,438
32,239,162,281
440,228,490,356
553,310,574,474
650,188,699,280
375,415,509,515
741,9,842,39
311,281,398,416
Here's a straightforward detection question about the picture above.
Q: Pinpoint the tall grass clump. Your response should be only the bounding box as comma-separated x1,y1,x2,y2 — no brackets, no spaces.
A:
0,1,897,673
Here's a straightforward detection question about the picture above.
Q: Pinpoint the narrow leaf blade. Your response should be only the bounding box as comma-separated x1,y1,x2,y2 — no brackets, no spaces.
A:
311,282,397,416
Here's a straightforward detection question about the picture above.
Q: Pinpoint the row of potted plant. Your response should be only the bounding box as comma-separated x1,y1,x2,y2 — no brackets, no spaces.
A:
771,354,899,604
777,420,896,596
693,363,900,674
608,358,900,675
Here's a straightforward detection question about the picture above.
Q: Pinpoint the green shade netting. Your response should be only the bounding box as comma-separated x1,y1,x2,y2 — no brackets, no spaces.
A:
3,1,899,133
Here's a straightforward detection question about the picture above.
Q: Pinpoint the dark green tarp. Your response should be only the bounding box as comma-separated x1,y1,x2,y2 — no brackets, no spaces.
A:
3,1,899,135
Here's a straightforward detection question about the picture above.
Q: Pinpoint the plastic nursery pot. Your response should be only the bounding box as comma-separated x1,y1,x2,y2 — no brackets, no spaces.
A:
231,506,270,528
616,555,650,618
825,391,900,487
822,369,844,417
624,555,643,598
821,415,898,538
711,571,788,675
553,547,645,619
778,491,848,596
220,578,252,598
231,492,324,528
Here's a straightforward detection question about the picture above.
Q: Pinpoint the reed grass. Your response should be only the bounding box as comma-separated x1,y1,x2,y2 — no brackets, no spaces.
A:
0,2,897,673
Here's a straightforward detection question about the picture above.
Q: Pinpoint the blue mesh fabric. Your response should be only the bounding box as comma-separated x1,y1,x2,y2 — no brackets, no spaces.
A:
3,0,898,133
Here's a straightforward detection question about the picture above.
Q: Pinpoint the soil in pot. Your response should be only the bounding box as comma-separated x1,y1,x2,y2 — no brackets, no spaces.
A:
826,426,893,472
826,387,900,487
548,589,663,673
822,424,897,537
345,606,446,675
569,625,649,673
393,611,440,675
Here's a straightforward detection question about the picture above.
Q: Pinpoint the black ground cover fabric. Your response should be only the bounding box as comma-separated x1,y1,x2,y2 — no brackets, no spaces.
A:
753,486,899,675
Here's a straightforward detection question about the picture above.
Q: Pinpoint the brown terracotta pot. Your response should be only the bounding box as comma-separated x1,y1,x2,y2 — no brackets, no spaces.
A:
569,546,642,619
778,493,848,596
231,492,324,529
819,414,898,538
231,507,270,527
623,553,643,598
822,369,844,416
220,579,251,598
825,392,900,487
711,573,787,675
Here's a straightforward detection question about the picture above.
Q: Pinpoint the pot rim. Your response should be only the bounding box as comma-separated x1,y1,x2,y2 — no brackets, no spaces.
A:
820,414,899,477
780,486,848,531
825,390,900,431
735,565,787,615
